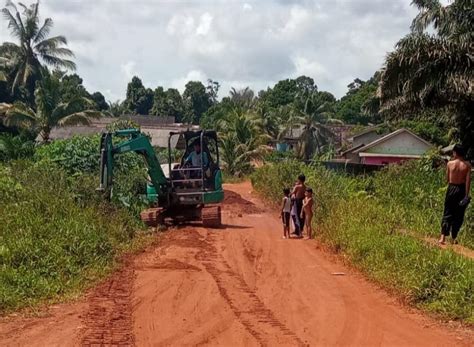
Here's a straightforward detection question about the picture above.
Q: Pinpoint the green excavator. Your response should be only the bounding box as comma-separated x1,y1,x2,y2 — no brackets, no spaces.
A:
97,128,224,227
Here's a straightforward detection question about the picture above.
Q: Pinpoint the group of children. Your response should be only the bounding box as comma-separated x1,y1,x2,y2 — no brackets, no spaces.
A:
281,174,314,239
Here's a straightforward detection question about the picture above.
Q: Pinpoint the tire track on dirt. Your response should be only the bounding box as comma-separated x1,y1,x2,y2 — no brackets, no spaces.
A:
197,231,307,347
80,257,135,347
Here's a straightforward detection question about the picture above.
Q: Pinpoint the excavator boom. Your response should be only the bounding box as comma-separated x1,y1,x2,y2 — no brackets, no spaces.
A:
98,129,168,202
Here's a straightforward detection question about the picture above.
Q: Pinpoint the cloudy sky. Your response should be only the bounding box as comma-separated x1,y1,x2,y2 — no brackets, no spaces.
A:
0,0,419,101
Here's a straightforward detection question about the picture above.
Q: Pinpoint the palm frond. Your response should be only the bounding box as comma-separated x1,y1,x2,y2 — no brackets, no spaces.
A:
51,96,95,122
22,2,40,40
0,103,12,114
4,102,37,128
40,55,76,70
57,110,102,126
1,8,22,39
34,17,53,43
35,35,68,50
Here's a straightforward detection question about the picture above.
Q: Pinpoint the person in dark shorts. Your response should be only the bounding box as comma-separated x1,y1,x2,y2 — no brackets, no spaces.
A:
439,144,471,245
281,188,291,239
291,174,306,237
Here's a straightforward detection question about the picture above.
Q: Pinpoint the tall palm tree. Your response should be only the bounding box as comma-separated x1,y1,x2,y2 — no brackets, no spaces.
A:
229,87,255,108
250,104,280,140
292,93,340,161
379,0,473,152
218,108,270,176
3,72,101,142
0,1,75,95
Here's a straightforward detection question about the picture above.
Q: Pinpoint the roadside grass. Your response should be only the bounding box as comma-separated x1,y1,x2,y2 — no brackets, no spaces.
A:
252,161,474,323
0,160,150,315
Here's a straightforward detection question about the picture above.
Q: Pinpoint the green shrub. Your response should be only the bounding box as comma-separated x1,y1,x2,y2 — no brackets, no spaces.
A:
34,135,151,214
0,134,35,162
0,161,144,314
252,161,474,322
34,135,144,175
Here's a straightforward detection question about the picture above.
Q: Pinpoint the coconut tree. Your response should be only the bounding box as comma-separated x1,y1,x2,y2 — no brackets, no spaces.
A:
250,103,280,140
0,1,75,96
218,108,270,176
379,0,473,153
229,87,255,108
292,93,340,161
3,72,101,142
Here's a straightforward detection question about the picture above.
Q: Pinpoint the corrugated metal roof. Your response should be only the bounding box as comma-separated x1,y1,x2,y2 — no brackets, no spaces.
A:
354,128,433,153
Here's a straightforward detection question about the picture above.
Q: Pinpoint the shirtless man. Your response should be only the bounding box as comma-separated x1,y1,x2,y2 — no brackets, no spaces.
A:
439,144,471,245
291,174,306,237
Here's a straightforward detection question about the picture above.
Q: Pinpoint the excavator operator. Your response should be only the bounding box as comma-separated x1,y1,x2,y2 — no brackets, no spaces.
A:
185,140,209,169
184,140,210,179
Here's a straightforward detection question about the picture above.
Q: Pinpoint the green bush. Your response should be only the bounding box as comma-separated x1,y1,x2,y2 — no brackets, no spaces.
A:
34,135,151,214
0,134,35,162
0,161,144,314
252,161,474,322
34,135,144,175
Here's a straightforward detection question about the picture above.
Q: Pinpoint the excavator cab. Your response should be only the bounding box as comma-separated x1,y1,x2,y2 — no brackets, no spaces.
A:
170,130,221,192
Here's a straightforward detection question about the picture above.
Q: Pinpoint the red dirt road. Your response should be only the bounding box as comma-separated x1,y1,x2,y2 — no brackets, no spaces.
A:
0,182,471,346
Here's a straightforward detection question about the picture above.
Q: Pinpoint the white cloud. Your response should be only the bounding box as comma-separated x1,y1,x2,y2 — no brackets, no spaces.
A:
243,3,253,11
292,56,329,81
166,15,195,36
280,5,312,36
196,13,213,36
120,61,137,80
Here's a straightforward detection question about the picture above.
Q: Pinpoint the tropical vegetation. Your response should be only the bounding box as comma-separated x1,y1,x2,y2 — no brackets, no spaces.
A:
2,71,101,142
0,1,75,102
378,0,473,156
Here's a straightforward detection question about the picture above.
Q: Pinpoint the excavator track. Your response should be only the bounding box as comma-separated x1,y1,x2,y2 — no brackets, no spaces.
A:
140,208,164,227
201,206,222,228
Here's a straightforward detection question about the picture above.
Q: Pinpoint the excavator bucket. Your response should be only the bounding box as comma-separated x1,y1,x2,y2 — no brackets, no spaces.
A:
201,206,222,228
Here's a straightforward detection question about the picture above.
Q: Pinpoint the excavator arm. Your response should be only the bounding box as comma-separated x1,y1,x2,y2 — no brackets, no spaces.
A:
98,129,169,203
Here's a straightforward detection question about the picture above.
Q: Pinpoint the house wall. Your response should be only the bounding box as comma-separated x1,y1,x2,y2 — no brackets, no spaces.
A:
365,132,431,155
353,131,381,147
362,156,414,166
345,152,360,163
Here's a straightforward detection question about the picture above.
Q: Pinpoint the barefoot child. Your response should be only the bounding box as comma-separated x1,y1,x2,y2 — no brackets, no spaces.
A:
301,188,314,239
281,188,291,239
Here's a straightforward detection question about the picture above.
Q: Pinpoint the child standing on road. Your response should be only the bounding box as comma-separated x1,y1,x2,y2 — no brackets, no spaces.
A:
281,188,291,239
302,188,314,239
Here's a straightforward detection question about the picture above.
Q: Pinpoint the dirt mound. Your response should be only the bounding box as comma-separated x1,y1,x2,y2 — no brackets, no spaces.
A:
222,190,262,215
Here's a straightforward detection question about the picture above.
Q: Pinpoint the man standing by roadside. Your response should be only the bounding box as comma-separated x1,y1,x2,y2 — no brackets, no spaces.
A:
291,174,306,237
439,144,471,245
